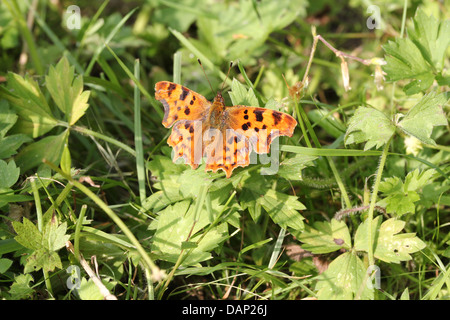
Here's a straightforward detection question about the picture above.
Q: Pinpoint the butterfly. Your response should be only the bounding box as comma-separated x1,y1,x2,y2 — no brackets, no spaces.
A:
154,81,297,178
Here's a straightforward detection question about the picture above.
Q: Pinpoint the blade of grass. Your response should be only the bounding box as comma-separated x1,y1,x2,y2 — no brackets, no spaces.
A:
76,0,110,49
134,59,146,202
71,125,136,156
73,204,87,260
30,6,83,74
280,145,382,157
173,51,182,84
169,28,231,86
268,228,285,269
105,44,164,119
85,7,138,76
4,0,43,74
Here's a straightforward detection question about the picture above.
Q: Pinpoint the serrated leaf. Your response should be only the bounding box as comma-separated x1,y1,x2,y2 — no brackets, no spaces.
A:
24,249,62,273
258,189,305,230
15,130,68,172
408,9,450,71
315,251,374,300
0,159,20,188
354,216,426,263
0,101,18,138
298,219,352,254
383,38,432,82
278,154,317,181
13,215,70,273
0,74,57,137
45,57,90,125
382,9,450,94
378,169,434,216
0,133,32,159
397,92,448,146
403,168,435,192
8,274,34,300
44,221,70,252
12,218,43,251
151,201,228,266
228,78,259,107
344,107,396,150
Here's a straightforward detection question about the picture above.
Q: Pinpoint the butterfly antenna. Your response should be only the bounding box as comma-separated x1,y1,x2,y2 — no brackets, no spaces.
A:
197,59,216,96
220,61,234,94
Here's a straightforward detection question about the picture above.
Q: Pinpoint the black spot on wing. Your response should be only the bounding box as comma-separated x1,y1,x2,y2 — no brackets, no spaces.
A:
254,110,264,122
179,86,190,101
168,83,177,93
272,111,282,125
184,107,190,115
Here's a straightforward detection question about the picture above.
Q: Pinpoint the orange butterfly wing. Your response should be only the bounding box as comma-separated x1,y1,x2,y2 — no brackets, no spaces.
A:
155,81,210,128
155,81,297,178
225,106,297,153
155,81,211,169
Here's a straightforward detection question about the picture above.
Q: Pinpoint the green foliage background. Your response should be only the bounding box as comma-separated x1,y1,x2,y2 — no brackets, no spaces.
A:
0,0,448,300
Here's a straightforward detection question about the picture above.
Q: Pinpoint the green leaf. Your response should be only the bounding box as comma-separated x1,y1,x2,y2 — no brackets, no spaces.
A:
0,258,13,274
400,288,410,300
298,219,352,254
315,251,374,300
378,169,435,216
403,168,436,192
151,201,228,266
12,216,70,273
382,9,450,94
258,189,305,230
0,159,20,188
8,274,34,300
278,154,317,181
408,9,450,71
24,249,63,273
45,57,90,125
383,38,432,82
0,133,31,159
0,73,58,137
0,100,18,138
344,107,396,150
354,216,426,263
78,278,103,300
12,218,43,251
396,92,448,146
228,78,259,107
15,130,68,172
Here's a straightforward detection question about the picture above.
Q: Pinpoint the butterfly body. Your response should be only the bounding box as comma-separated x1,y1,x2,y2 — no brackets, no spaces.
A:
155,81,297,177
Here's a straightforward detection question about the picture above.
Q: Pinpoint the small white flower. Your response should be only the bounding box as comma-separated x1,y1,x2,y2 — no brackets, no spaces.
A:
404,136,423,156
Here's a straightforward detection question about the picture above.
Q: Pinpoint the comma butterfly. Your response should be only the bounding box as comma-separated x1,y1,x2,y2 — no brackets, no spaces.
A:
154,78,297,178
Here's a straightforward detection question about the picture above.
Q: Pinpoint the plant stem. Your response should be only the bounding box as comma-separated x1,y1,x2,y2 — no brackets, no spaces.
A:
72,125,136,156
134,59,146,202
30,177,53,296
297,26,353,209
367,138,392,266
74,205,87,260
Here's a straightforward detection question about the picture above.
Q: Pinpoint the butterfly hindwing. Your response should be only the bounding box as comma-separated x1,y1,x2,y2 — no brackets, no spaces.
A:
225,106,297,153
